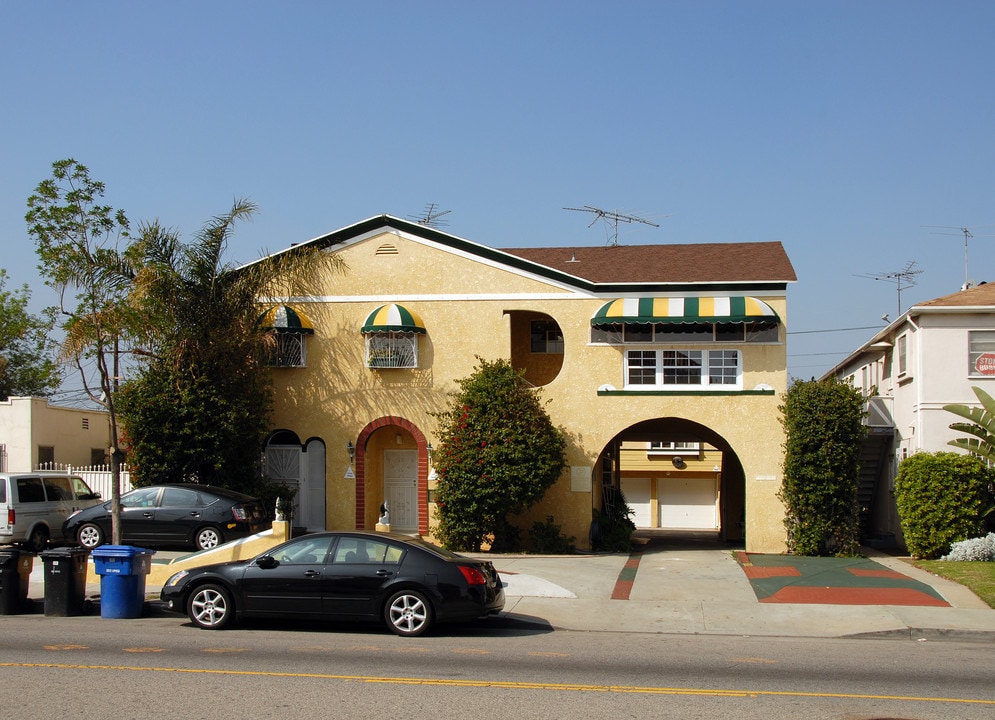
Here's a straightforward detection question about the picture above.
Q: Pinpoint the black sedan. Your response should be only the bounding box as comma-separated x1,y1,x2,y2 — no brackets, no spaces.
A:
64,484,267,551
160,531,505,636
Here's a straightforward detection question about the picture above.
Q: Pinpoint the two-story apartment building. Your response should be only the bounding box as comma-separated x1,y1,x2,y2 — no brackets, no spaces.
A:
258,215,796,552
823,282,995,547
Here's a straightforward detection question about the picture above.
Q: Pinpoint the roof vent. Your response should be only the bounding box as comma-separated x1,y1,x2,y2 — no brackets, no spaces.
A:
376,244,399,255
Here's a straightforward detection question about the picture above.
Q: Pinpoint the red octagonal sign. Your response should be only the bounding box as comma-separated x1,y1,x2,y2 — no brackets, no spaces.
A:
976,353,995,375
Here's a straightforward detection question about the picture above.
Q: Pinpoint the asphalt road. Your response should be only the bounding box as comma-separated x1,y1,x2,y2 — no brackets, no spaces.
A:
1,612,993,719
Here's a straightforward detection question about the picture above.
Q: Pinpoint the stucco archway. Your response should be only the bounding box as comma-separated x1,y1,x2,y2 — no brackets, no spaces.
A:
595,418,746,544
354,416,430,535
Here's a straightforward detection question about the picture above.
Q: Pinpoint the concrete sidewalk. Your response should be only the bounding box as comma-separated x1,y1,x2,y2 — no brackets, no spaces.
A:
490,539,995,640
22,534,995,641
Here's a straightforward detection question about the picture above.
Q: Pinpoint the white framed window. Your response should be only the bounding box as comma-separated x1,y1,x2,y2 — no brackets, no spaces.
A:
897,334,908,376
968,330,995,377
648,441,700,455
624,349,740,389
366,333,419,369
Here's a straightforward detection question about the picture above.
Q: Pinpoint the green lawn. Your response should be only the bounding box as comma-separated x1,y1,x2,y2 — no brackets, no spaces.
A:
911,560,995,608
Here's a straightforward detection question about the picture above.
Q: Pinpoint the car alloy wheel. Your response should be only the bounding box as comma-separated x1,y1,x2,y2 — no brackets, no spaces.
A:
77,523,103,549
195,527,222,551
188,584,233,629
385,590,432,637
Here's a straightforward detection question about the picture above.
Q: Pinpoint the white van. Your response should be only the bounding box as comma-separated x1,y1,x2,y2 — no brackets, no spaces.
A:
0,472,103,552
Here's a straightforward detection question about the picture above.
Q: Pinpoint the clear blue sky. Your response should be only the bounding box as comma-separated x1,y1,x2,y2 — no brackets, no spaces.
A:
2,1,993,392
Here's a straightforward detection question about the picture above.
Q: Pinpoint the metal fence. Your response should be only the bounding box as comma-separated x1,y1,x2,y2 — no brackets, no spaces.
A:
34,462,133,500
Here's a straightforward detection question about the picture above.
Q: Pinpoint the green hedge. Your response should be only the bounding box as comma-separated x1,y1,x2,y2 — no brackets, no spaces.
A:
894,451,992,559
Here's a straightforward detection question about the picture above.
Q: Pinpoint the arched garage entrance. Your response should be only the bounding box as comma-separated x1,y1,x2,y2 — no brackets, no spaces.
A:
597,418,746,543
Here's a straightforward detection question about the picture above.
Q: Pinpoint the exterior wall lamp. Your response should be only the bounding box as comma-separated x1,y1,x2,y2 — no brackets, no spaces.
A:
347,440,355,463
426,442,434,462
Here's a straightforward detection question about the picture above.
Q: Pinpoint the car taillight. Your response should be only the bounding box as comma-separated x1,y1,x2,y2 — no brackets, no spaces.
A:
231,506,248,521
457,565,486,586
7,508,14,525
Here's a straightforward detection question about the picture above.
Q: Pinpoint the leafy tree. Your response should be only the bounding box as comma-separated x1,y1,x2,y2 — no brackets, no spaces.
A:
26,159,136,543
432,357,567,551
0,269,61,399
894,451,992,559
117,200,339,492
778,377,866,556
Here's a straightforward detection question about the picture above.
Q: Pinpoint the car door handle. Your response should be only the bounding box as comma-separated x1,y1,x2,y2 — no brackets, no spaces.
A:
189,512,200,517
143,512,153,518
304,570,321,577
376,569,394,577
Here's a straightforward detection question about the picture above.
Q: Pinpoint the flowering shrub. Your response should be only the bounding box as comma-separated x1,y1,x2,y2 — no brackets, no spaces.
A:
941,533,995,562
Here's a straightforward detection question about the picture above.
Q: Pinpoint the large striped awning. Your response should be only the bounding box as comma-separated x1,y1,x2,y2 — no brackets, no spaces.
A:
361,303,426,334
256,305,315,334
591,297,779,326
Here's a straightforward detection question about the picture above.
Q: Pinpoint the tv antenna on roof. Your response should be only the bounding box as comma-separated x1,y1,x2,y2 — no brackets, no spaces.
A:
409,203,451,228
563,205,659,246
922,225,995,289
856,260,923,315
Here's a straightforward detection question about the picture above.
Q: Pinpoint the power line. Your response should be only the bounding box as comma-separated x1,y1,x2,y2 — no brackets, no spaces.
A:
786,325,884,335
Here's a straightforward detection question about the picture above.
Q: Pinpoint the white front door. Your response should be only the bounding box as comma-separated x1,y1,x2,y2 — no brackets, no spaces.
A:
383,449,417,532
302,440,326,531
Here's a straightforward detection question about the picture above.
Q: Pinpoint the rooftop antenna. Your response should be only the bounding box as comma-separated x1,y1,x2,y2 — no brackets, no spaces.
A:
922,225,995,289
856,260,923,315
563,205,660,246
409,203,451,228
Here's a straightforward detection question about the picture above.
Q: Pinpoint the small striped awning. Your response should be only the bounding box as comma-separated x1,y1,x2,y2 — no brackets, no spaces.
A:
591,297,779,326
256,305,315,334
361,303,426,334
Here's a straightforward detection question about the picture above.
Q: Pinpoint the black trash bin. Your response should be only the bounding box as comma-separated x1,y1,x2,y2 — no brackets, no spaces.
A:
40,546,90,616
0,546,34,614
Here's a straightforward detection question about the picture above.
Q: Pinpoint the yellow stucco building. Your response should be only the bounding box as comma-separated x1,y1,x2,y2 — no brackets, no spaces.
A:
258,216,796,553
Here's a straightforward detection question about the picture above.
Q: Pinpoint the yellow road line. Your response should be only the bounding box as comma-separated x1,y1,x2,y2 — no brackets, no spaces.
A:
1,661,992,705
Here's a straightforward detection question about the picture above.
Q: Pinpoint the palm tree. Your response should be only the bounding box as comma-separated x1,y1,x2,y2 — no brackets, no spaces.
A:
120,199,342,490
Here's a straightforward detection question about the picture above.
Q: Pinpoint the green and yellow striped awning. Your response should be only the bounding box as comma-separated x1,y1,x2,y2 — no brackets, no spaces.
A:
256,305,315,334
591,297,779,326
361,303,426,334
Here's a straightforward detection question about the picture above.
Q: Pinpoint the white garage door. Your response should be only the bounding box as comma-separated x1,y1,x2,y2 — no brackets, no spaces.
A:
659,476,717,529
620,477,651,527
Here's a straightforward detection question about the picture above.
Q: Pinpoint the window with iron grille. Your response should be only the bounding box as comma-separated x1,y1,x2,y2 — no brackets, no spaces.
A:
263,332,307,368
366,333,418,369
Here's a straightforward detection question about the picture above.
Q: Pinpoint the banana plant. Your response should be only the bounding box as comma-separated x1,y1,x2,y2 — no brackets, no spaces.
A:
945,386,995,518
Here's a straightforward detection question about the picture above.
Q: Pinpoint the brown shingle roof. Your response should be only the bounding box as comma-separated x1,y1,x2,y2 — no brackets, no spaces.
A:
915,282,995,308
501,242,796,284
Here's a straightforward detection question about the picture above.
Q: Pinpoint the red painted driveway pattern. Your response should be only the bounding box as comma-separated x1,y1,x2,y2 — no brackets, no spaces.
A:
737,552,950,607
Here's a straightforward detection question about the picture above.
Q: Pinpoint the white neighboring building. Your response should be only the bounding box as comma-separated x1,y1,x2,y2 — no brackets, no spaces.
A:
823,282,995,548
0,396,110,472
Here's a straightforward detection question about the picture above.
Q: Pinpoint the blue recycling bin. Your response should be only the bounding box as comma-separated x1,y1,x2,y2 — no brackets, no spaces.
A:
92,545,156,619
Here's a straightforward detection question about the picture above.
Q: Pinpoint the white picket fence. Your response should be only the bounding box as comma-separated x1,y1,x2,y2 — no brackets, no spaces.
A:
34,462,134,500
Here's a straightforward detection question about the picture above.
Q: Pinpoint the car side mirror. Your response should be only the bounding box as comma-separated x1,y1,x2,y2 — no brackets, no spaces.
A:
255,555,279,569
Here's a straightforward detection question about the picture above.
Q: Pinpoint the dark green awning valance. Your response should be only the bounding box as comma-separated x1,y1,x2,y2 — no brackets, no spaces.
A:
591,297,779,326
361,303,426,334
257,305,315,334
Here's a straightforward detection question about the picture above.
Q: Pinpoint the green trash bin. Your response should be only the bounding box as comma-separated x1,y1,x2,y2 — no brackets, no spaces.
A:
92,545,155,618
40,546,90,616
0,547,33,614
